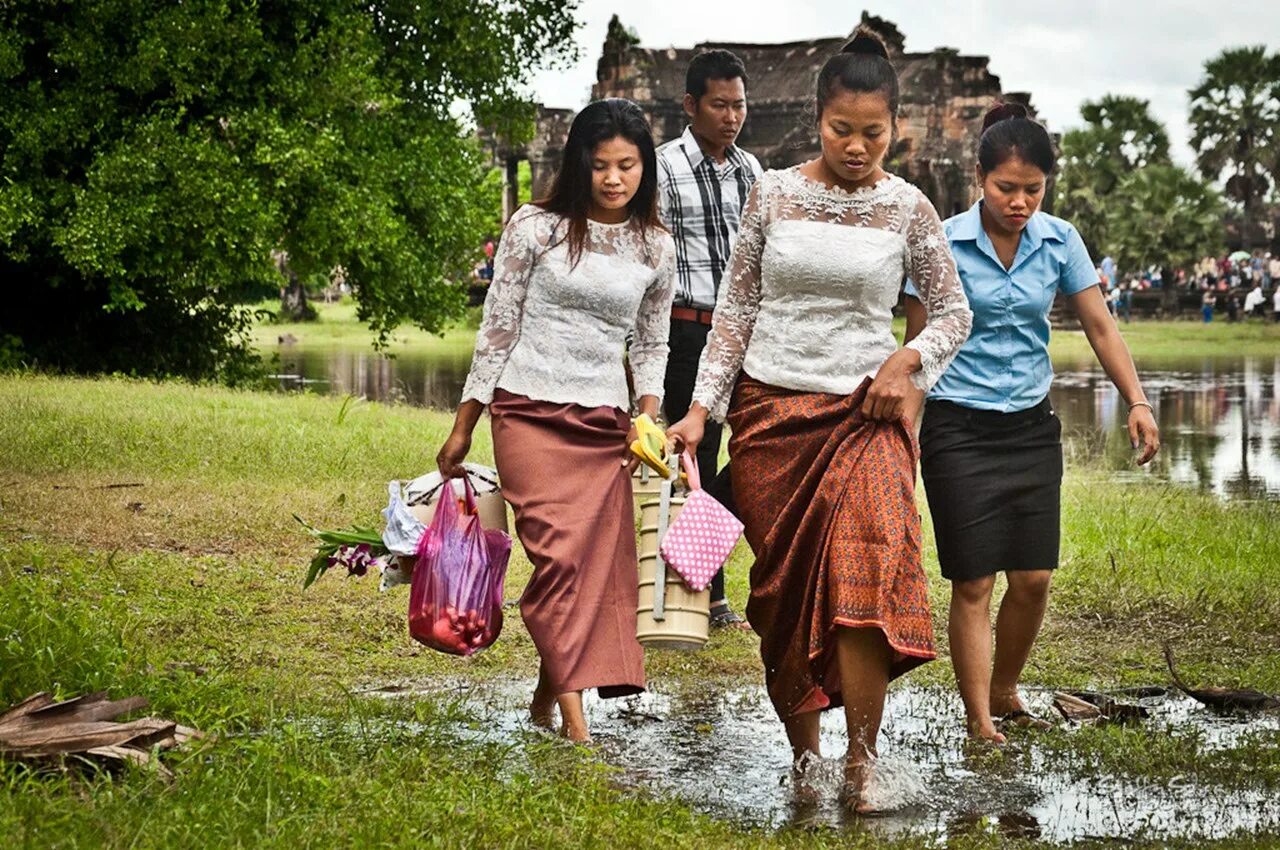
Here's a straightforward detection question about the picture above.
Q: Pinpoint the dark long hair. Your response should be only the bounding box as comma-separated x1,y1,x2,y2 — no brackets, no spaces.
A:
535,98,663,265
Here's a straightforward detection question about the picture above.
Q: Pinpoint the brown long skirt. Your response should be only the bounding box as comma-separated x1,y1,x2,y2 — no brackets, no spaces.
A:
489,389,645,698
729,376,936,721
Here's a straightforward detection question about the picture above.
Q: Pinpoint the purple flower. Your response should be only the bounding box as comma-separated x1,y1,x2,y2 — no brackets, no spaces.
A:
329,543,387,578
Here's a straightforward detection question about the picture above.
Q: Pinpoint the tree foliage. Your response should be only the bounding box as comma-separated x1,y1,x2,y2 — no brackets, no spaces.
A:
604,15,641,50
1104,164,1225,277
1188,45,1280,249
1057,95,1172,256
0,1,579,380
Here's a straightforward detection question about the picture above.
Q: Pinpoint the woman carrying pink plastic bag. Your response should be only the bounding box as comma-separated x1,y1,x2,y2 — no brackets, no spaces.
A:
408,477,512,656
435,100,675,743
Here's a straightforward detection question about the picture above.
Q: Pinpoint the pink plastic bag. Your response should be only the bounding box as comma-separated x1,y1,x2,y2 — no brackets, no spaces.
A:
408,477,512,656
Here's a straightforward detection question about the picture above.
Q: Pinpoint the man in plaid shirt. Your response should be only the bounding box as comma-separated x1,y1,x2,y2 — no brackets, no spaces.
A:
657,49,762,629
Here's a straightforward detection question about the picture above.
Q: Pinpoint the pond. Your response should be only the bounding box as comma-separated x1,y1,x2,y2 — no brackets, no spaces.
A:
267,344,1280,500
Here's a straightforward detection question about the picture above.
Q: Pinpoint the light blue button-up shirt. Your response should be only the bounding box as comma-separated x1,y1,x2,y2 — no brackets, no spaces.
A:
906,201,1099,412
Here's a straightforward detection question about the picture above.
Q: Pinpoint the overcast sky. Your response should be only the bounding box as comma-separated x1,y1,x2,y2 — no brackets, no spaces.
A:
528,1,1280,165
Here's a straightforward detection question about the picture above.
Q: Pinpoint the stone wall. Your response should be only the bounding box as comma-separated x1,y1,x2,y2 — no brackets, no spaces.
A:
506,12,1044,220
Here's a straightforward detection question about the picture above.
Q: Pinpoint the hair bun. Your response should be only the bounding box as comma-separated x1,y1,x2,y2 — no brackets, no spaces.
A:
842,28,889,61
982,101,1030,133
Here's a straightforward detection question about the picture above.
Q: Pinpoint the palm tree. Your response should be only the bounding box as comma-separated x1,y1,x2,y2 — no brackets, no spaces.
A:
1059,95,1172,257
1105,164,1224,312
1188,46,1280,250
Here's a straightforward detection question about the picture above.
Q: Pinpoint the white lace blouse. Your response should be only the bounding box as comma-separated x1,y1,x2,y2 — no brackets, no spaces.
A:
691,167,972,421
460,204,676,411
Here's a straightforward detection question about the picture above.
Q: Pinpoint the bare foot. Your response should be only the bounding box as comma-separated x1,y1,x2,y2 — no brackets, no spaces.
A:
995,710,1052,732
992,694,1050,731
838,760,883,816
840,747,890,817
529,689,556,730
965,716,1007,745
531,664,556,729
789,750,822,806
557,691,590,743
558,722,592,745
990,691,1026,717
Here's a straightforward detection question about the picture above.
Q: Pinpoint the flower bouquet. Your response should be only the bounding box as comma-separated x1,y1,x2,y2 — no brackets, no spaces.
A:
297,475,435,590
295,516,389,589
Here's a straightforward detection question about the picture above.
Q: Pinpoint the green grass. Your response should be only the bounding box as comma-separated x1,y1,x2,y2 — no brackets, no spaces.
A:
250,298,1280,365
3,373,1280,848
248,298,479,353
1012,722,1280,789
1048,319,1280,363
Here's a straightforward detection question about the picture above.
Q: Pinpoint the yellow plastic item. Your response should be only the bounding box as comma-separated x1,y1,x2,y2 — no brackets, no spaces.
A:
629,413,675,480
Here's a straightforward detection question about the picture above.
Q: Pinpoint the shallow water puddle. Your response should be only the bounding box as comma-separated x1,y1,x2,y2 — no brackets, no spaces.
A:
359,678,1280,845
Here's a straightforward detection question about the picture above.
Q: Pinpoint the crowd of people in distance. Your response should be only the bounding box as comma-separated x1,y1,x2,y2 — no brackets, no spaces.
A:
1087,251,1280,323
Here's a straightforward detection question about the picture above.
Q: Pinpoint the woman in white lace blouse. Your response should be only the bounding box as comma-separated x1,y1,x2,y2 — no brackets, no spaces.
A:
668,31,971,812
437,99,675,743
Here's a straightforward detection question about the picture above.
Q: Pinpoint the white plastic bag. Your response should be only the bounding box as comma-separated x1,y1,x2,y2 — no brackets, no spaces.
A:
381,479,426,557
378,557,413,592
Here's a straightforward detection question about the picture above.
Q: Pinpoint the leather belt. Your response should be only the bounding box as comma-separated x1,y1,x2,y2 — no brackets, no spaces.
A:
671,306,715,325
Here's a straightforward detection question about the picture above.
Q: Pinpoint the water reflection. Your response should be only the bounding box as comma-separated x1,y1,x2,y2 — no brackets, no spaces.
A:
272,346,472,409
269,345,1280,500
1051,356,1280,500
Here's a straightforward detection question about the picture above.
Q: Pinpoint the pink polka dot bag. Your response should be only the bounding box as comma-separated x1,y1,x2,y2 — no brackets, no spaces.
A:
659,451,744,591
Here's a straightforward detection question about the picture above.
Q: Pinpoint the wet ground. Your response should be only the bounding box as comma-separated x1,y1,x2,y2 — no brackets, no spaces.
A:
354,678,1280,845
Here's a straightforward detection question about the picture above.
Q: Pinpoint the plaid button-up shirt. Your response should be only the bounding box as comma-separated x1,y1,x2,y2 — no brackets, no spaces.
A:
656,126,763,311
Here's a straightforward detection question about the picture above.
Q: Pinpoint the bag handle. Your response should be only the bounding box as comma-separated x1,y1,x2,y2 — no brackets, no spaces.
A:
455,475,479,516
426,475,480,518
681,450,701,491
414,467,498,507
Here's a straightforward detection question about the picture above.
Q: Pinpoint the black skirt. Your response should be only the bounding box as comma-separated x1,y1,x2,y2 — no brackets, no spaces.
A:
919,397,1063,582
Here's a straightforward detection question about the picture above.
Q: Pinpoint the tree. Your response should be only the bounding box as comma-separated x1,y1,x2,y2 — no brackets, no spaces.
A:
1188,45,1280,250
604,14,640,49
1057,95,1172,256
0,1,579,381
1104,164,1225,305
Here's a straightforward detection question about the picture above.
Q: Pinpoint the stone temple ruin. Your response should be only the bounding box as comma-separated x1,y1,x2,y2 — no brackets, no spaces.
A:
491,13,1044,222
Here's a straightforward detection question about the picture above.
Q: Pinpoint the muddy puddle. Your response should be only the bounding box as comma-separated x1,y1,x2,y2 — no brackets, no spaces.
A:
353,678,1280,845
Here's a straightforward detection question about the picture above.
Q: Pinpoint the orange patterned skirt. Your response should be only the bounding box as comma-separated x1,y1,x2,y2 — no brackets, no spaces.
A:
729,376,935,721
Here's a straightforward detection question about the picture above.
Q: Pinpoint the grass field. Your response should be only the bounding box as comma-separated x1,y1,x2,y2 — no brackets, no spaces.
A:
250,300,479,354
1049,318,1280,362
3,374,1279,848
251,299,1280,365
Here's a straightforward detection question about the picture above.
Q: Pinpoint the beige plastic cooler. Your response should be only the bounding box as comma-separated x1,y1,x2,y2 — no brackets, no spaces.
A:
635,458,710,650
631,464,663,513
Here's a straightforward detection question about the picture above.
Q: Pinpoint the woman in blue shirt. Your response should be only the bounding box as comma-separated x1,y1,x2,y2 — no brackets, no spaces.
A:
905,103,1160,744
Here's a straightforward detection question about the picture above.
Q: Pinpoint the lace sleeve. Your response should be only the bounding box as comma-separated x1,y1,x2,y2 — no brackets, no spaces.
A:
459,206,539,405
902,192,972,390
691,176,766,421
629,235,675,401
